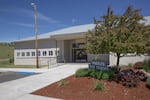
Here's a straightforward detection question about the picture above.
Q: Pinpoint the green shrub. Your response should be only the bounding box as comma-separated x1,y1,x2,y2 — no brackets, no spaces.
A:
96,70,114,80
94,81,105,91
75,68,89,77
101,72,109,80
108,70,115,79
96,71,103,80
9,58,14,63
128,63,132,67
88,69,99,78
58,79,66,86
75,68,114,80
109,66,118,73
143,59,150,72
146,77,150,87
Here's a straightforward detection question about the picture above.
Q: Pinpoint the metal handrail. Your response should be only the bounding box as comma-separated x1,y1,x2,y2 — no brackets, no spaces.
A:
47,56,65,69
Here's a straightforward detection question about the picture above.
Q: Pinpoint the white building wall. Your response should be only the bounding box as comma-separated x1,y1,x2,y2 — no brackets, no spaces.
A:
14,49,36,65
14,38,63,65
109,53,150,66
64,40,72,62
14,38,150,66
87,53,150,66
14,48,59,65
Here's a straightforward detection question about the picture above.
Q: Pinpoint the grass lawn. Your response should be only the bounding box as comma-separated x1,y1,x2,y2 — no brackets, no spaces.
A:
0,60,37,68
0,44,14,59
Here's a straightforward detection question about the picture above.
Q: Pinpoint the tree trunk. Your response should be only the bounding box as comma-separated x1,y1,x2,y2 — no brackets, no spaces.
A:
116,53,120,72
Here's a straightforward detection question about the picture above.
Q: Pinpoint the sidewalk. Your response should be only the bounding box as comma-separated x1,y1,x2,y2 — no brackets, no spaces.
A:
0,66,51,73
0,64,88,100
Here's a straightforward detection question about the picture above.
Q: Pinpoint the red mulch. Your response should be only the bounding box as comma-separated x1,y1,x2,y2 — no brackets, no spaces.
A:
32,75,150,100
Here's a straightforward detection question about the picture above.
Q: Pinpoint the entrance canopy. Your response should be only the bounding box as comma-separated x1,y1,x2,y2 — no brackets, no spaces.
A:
50,32,86,40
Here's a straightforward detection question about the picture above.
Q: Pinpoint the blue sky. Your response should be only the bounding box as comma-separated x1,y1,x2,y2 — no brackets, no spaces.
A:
0,0,150,42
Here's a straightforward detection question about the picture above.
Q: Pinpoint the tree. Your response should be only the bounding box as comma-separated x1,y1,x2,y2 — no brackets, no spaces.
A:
87,6,150,68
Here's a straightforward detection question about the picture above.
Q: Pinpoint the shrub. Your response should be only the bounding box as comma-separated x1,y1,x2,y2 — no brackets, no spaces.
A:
109,66,119,74
102,71,110,80
146,77,150,88
9,58,14,63
75,68,89,77
96,70,114,80
76,68,114,80
94,81,105,91
88,69,100,78
108,70,115,80
133,62,143,69
128,63,132,67
58,79,66,86
143,59,150,72
96,71,103,80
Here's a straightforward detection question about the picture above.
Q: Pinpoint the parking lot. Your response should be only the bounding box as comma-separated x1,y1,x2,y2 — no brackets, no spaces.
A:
0,71,38,83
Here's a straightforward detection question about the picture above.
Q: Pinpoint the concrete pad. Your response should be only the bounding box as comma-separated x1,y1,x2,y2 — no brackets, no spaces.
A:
15,94,63,100
0,86,26,100
0,64,88,100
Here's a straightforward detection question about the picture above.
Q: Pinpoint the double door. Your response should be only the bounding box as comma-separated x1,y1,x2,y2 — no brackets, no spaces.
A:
73,49,87,63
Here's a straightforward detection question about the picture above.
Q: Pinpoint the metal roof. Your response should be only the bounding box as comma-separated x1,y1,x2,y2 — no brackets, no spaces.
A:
14,24,95,42
14,16,150,43
140,16,150,25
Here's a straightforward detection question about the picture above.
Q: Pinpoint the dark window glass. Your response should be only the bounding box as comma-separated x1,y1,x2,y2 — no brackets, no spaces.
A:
51,51,53,56
32,52,35,56
45,51,47,56
22,52,25,56
17,52,20,56
26,52,30,56
38,51,41,56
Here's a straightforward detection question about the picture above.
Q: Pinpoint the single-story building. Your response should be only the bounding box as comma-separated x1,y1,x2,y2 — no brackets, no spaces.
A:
13,16,150,66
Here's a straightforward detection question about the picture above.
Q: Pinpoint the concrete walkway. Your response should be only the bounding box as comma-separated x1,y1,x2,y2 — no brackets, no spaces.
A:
0,64,88,100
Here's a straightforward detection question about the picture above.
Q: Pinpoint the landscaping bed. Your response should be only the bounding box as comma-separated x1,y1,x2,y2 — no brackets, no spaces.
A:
32,75,150,100
32,60,150,100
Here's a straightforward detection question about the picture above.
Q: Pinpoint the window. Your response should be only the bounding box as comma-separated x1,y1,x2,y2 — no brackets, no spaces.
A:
38,51,41,56
17,52,20,56
32,52,35,56
22,52,25,56
49,50,53,56
43,51,47,56
43,51,45,56
26,52,30,56
49,51,51,56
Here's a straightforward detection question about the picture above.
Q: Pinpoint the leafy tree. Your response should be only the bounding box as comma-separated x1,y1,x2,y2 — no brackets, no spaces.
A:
87,6,150,68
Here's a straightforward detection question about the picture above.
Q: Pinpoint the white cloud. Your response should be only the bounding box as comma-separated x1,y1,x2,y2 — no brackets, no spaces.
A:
14,22,49,28
0,8,67,28
0,8,59,24
15,23,34,28
71,18,77,24
21,9,58,24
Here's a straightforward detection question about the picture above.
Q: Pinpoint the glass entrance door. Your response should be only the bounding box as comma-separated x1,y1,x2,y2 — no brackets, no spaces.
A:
73,49,87,63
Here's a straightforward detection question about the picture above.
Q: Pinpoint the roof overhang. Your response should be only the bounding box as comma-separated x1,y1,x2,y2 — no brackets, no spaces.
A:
50,32,86,40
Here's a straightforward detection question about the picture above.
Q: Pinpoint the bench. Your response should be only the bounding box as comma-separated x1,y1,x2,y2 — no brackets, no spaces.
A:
89,61,110,71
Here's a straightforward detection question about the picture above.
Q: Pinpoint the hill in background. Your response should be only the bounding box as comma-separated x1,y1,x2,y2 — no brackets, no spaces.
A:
0,42,14,59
